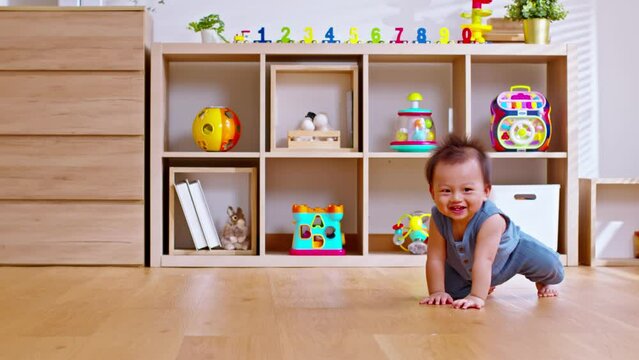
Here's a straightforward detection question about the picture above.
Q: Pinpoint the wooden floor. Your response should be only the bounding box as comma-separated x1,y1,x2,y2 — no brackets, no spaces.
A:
1,266,639,359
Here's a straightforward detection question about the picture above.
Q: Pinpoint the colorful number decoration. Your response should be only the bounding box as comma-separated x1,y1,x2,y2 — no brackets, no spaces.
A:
391,27,407,44
348,27,360,44
322,27,340,43
301,27,315,43
461,27,472,44
254,27,272,43
415,27,430,44
438,27,450,44
278,26,294,43
369,27,383,43
231,26,463,45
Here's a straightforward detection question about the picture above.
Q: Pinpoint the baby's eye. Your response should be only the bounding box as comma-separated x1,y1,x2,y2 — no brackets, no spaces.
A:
464,188,473,192
440,189,451,193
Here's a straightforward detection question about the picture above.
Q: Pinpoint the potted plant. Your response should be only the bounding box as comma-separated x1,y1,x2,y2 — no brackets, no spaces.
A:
505,0,568,44
188,14,229,43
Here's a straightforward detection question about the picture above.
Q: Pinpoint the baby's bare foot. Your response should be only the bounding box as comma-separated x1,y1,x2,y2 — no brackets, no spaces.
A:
536,282,559,297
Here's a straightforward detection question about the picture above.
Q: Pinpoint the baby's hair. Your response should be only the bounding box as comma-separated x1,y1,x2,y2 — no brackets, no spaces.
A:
425,134,491,186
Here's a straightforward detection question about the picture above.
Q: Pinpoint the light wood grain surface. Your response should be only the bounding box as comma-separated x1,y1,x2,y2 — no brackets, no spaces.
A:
0,71,144,135
0,201,144,264
1,266,638,359
0,10,145,71
0,136,143,200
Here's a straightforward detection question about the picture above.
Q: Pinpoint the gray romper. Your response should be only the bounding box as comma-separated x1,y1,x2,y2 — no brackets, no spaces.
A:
431,199,564,299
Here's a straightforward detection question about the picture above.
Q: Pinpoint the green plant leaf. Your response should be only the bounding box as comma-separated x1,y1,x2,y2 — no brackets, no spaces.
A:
505,0,567,22
187,13,228,37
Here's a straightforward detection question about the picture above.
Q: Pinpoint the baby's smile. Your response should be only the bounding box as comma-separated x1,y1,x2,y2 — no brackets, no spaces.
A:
449,205,467,215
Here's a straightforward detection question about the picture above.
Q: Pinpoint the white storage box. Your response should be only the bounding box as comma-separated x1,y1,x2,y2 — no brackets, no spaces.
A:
489,185,560,250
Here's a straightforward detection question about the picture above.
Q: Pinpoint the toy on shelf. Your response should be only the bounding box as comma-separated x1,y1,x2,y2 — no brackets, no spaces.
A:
490,85,552,152
233,30,251,43
221,206,250,250
192,106,241,151
392,211,431,255
290,204,346,255
438,27,453,44
460,0,493,43
390,92,437,152
287,112,340,149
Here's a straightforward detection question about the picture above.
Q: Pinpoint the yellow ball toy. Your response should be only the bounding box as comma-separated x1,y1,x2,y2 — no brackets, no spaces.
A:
192,106,241,152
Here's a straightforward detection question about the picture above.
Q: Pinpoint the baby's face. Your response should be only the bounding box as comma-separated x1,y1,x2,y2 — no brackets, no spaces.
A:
430,158,490,225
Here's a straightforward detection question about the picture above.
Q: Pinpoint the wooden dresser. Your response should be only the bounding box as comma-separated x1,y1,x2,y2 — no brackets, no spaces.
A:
0,7,150,265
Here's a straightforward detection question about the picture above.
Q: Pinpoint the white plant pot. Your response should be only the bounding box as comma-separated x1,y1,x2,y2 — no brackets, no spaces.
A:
201,30,224,43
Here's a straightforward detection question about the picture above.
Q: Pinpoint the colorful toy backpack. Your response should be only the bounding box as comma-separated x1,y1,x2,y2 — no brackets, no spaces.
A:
490,85,551,152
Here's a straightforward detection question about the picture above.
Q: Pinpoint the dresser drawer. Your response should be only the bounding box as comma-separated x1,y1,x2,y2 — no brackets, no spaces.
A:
0,71,144,135
0,200,144,265
0,10,145,70
0,136,144,200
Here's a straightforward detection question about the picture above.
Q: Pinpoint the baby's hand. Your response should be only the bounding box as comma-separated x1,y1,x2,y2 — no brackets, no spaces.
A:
452,295,485,310
419,292,453,305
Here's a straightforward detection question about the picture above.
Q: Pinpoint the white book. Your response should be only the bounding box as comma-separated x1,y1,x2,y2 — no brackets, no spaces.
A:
187,180,222,249
174,180,208,251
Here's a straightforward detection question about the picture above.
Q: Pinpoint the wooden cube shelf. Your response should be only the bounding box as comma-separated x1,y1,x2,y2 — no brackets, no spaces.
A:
270,64,358,152
169,167,257,257
151,43,577,267
579,178,639,266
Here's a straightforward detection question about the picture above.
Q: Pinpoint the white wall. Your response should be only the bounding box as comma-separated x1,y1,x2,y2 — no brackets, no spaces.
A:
596,0,639,178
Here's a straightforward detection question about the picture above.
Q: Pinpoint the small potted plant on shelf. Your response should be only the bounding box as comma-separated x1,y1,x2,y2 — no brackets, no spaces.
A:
505,0,568,44
188,14,229,43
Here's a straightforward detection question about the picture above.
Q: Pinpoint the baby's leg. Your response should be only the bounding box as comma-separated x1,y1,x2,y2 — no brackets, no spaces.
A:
515,237,564,297
444,264,472,300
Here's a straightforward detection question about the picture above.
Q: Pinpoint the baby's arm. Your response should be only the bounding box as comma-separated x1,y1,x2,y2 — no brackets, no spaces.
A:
419,217,452,305
452,214,505,310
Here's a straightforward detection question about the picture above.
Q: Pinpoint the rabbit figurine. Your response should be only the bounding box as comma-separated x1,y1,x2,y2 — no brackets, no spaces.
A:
221,206,250,250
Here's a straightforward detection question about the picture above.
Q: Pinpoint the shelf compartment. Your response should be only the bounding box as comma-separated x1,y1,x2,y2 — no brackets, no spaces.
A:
470,60,567,154
168,166,258,256
368,158,433,255
579,178,639,266
368,56,465,153
265,158,364,255
166,61,260,153
269,64,359,152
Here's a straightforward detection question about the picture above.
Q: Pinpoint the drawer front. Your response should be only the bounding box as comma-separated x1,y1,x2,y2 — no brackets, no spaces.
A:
0,11,144,70
0,200,144,265
0,136,144,200
0,71,144,135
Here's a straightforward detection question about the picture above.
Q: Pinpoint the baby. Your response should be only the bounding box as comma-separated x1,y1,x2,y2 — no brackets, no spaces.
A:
419,135,564,310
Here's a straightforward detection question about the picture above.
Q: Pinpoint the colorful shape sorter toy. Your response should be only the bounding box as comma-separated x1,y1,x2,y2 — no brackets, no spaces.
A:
290,204,346,255
490,85,552,152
